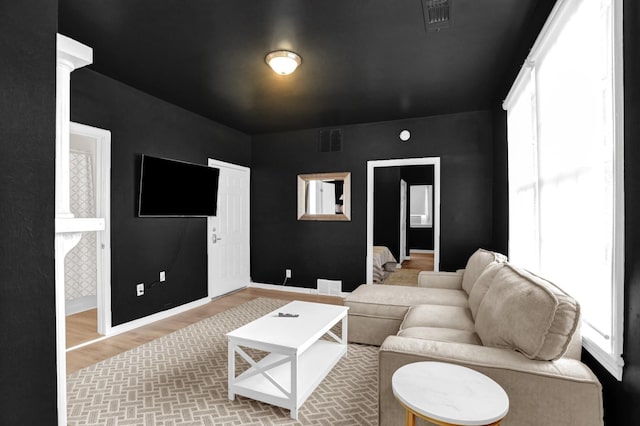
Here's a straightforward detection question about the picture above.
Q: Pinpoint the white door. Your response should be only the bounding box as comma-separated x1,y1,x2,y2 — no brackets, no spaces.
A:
207,159,250,298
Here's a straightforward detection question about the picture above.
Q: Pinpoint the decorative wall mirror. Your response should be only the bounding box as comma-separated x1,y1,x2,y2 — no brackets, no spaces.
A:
297,172,351,221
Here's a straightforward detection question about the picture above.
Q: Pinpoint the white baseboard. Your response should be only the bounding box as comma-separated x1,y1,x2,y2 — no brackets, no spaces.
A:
410,249,434,254
67,283,352,354
66,297,211,352
66,295,97,316
108,297,211,335
249,281,351,298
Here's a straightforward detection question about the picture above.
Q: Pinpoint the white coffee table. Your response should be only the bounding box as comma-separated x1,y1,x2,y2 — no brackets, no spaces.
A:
226,300,349,419
392,362,509,426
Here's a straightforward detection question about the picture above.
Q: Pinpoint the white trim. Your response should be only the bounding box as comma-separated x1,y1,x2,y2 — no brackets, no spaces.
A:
590,0,625,381
55,34,93,426
527,0,580,63
410,249,435,254
249,282,350,299
583,327,625,381
69,122,113,336
55,217,104,233
56,34,92,70
399,179,408,263
366,158,441,284
207,158,250,173
107,297,211,336
65,297,211,353
65,295,97,316
503,0,582,110
502,61,533,111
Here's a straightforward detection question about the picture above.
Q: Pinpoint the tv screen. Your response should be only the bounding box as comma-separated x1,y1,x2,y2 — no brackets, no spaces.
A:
138,155,220,217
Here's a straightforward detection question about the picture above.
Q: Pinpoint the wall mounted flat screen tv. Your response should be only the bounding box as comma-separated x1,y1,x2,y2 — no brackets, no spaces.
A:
138,155,220,217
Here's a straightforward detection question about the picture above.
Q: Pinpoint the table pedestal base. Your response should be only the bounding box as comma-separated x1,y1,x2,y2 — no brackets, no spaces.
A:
401,401,504,426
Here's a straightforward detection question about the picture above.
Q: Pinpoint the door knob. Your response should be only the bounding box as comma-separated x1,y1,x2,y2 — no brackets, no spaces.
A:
212,233,222,243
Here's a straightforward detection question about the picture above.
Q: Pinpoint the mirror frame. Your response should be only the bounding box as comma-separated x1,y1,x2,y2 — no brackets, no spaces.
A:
297,172,351,221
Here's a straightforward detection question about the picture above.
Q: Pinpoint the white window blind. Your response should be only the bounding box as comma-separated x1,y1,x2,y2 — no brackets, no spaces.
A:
410,185,433,228
503,0,624,379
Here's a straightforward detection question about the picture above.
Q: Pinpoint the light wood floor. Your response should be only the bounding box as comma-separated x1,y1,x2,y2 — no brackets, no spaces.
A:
66,288,343,374
66,309,101,348
401,252,434,271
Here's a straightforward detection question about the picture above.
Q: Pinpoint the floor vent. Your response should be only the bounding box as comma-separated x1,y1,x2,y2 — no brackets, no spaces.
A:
317,279,342,296
422,0,451,32
318,129,343,152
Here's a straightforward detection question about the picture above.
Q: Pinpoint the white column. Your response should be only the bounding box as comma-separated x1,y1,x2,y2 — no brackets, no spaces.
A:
55,34,93,426
55,34,92,218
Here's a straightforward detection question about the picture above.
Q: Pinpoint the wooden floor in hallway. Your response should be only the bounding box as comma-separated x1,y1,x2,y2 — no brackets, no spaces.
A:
401,252,434,271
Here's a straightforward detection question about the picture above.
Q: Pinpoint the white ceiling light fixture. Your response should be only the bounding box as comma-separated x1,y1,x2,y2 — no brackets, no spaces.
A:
399,129,411,141
265,50,302,75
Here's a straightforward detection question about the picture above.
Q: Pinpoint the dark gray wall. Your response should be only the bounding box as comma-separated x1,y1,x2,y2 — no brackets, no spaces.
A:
251,110,498,292
0,1,58,423
70,69,251,325
373,167,402,260
3,1,638,424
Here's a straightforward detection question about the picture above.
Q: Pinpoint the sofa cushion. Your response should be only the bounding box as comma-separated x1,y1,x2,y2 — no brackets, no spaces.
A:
474,264,580,361
468,262,505,319
398,327,482,345
399,304,475,332
346,284,468,321
461,248,508,295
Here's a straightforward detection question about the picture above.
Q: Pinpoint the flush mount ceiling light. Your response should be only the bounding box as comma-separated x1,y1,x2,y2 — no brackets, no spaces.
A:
265,50,302,75
399,129,411,142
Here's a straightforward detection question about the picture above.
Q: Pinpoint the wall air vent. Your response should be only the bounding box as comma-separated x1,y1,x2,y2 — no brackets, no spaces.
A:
317,279,342,296
318,129,343,152
422,0,451,32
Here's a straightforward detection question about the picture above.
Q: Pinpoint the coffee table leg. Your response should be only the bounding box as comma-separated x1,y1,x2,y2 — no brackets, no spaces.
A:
342,315,348,356
405,408,415,426
228,341,235,400
290,354,298,419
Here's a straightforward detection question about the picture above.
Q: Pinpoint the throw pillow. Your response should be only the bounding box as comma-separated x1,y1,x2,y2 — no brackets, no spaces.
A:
474,264,580,361
461,248,507,295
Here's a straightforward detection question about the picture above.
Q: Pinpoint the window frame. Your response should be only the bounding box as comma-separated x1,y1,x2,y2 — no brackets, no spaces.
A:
409,184,433,229
503,0,624,380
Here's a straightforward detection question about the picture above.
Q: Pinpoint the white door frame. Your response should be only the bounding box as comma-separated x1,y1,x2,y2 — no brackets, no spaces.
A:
207,158,251,299
69,122,112,335
399,179,408,264
366,157,440,284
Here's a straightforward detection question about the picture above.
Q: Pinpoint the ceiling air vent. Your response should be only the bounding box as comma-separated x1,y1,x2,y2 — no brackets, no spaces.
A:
318,129,343,153
422,0,451,32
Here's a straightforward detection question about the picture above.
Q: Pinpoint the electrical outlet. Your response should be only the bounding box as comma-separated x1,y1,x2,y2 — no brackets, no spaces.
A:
136,283,144,296
160,271,166,282
286,269,292,278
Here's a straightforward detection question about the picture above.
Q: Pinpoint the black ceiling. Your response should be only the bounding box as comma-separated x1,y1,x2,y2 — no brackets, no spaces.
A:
59,0,550,135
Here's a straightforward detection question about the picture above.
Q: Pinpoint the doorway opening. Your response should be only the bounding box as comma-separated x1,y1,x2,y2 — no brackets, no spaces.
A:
366,157,440,284
64,122,111,349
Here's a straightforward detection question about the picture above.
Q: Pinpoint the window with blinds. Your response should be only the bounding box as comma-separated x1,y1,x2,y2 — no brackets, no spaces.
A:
503,0,624,380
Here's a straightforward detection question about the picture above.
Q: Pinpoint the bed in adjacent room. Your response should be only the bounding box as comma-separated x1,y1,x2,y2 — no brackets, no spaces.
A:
372,245,397,283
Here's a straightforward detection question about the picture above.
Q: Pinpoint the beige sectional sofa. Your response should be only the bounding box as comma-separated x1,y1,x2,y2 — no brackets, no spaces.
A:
345,249,603,426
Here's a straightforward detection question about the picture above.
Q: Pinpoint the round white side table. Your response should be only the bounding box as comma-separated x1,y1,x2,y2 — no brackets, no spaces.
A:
392,361,509,426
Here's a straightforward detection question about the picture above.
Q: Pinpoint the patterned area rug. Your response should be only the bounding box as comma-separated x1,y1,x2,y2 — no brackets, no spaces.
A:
383,268,419,286
67,298,378,425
